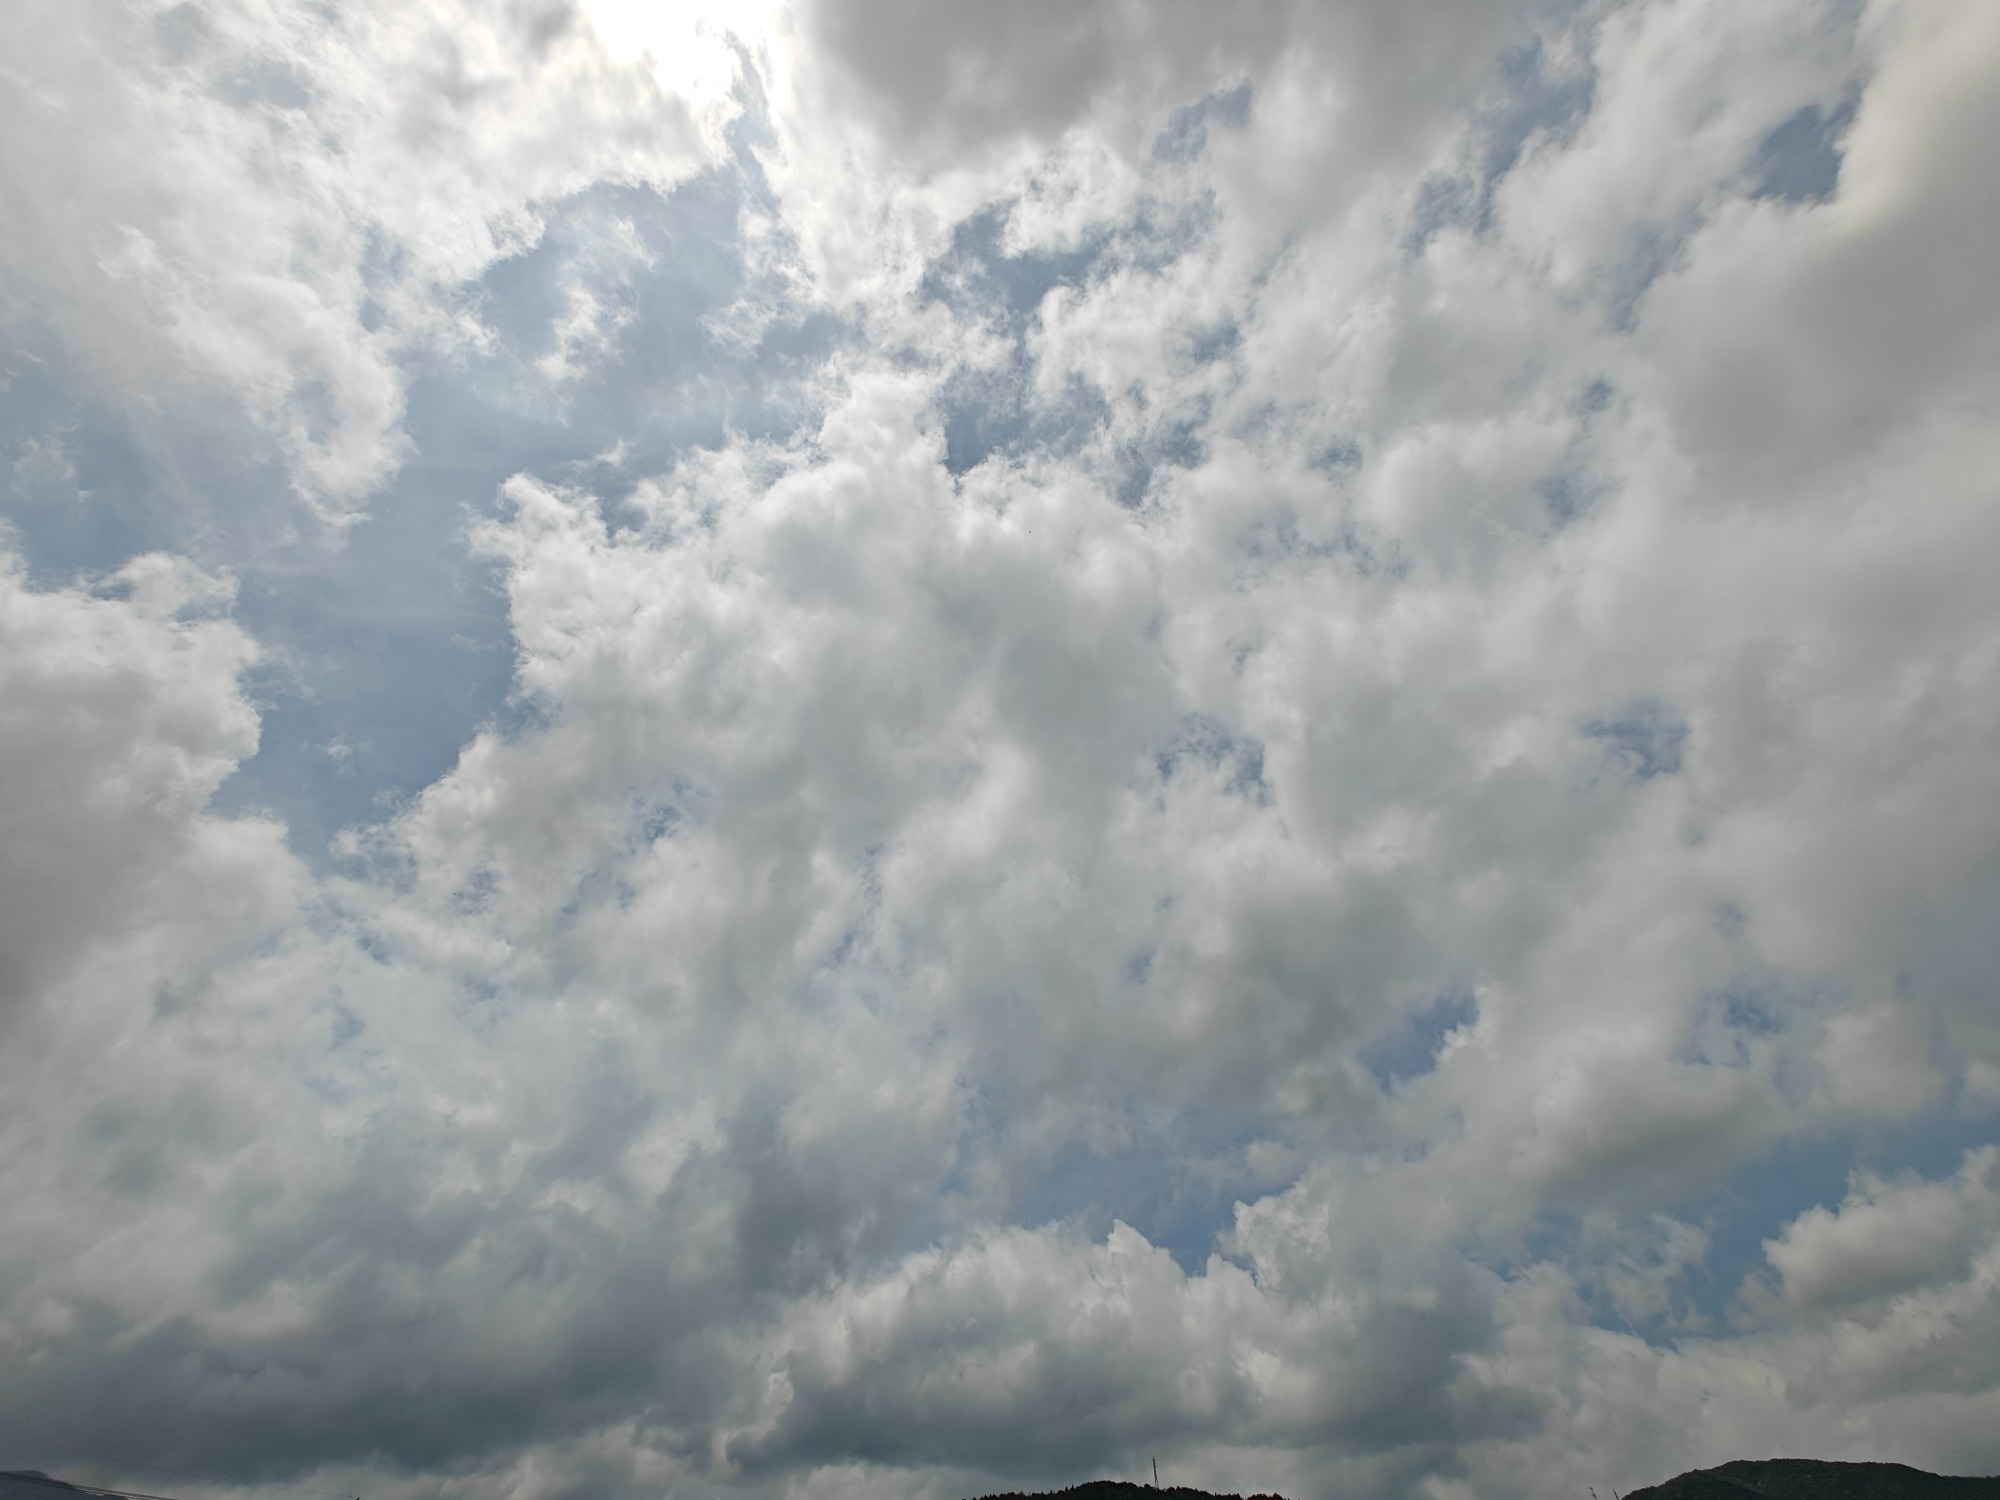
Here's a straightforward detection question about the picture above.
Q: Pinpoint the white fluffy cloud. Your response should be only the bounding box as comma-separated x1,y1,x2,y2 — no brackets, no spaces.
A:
1761,1148,2000,1310
2,1,1999,1498
0,0,738,513
0,550,268,1015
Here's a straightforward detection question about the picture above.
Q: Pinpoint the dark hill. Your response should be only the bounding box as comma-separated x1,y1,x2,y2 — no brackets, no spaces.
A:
1625,1460,2000,1500
969,1484,1285,1500
966,1465,2000,1500
0,1477,84,1500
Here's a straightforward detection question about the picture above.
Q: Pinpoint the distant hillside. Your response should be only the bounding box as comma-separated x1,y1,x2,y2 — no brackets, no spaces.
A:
1,1472,170,1500
1624,1460,2000,1500
964,1465,2000,1500
969,1483,1285,1500
0,1476,85,1500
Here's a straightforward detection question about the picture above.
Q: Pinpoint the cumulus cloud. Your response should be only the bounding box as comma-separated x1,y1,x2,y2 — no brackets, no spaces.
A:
1760,1148,2000,1311
0,0,738,514
0,550,267,1017
2,1,2000,1498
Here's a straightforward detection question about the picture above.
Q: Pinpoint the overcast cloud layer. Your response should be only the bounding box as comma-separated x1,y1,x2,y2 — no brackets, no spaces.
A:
3,3,1999,1499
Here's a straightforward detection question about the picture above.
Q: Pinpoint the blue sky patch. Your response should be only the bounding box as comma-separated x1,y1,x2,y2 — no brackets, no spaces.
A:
1582,698,1689,780
1751,98,1856,204
1361,991,1479,1088
1153,80,1253,164
1157,711,1270,803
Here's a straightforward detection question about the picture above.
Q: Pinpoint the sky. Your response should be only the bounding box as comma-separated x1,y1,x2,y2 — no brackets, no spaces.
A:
1,2,1998,1499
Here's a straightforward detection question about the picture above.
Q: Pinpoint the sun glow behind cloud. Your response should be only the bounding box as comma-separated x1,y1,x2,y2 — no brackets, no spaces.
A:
580,0,767,116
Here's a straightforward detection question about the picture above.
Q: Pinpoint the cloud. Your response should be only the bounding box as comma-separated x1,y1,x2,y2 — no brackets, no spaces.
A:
790,0,1528,166
0,0,738,516
0,550,268,1018
3,1,2000,1498
1760,1148,2000,1311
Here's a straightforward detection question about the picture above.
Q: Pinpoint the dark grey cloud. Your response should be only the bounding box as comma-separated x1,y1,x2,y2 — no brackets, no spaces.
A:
799,0,1535,168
